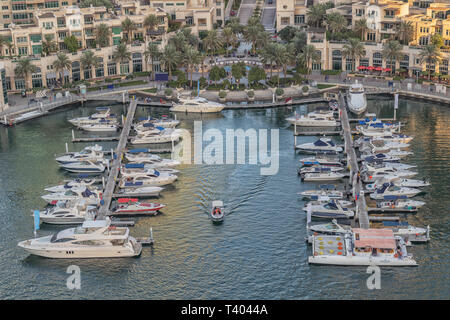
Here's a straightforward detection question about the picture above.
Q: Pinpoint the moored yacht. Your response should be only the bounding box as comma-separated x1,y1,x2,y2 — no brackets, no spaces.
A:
370,182,422,199
55,145,104,164
296,138,343,154
170,97,224,113
347,81,367,114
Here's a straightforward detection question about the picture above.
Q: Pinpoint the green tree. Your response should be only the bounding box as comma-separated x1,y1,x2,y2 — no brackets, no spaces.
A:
419,45,442,80
280,43,297,82
53,52,71,86
278,26,297,42
231,62,246,85
292,31,307,54
248,66,266,86
144,14,159,32
209,65,226,85
122,17,137,44
95,23,111,48
228,17,244,35
183,45,201,87
261,42,278,77
382,40,403,74
64,35,79,53
80,0,112,8
325,12,347,34
160,44,181,80
14,58,38,91
397,21,414,45
80,50,100,79
307,4,327,28
144,43,160,80
222,27,238,55
113,43,131,74
42,34,57,56
297,45,321,74
203,30,223,56
354,18,369,41
244,23,265,54
431,33,444,48
343,38,366,72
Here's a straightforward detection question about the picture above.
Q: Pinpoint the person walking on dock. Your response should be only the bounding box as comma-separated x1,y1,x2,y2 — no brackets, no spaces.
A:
357,171,361,184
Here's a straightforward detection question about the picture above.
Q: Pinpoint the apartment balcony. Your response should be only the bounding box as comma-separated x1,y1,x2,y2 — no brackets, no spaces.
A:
310,39,324,43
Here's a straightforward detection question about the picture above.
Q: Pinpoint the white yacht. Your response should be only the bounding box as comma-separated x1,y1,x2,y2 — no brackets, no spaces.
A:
68,107,116,126
78,122,119,132
135,116,180,129
347,81,367,114
298,165,344,174
125,150,181,167
361,153,401,163
301,171,345,182
300,156,344,167
298,187,344,200
296,138,343,154
59,160,106,173
41,187,101,205
117,186,164,197
370,182,422,199
18,218,142,258
39,200,97,225
305,201,354,219
55,145,104,164
130,128,182,144
366,178,430,191
45,179,98,193
119,172,177,188
376,196,426,210
121,164,179,177
170,96,224,113
286,111,337,127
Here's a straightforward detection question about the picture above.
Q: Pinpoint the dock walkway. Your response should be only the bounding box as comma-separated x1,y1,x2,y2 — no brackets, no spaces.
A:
98,100,137,218
338,93,369,229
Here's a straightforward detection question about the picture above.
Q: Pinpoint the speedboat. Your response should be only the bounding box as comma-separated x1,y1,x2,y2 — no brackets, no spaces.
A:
286,111,337,127
135,116,180,129
41,187,101,205
366,178,430,191
361,168,417,183
298,188,344,200
308,228,417,266
18,218,142,258
55,145,104,164
359,127,395,137
301,171,345,182
130,127,182,144
117,186,164,197
370,182,422,199
360,139,410,154
300,156,343,167
361,161,416,171
39,200,97,225
361,153,401,163
347,81,367,114
210,200,225,223
119,171,178,188
170,96,224,113
111,198,165,216
305,201,354,219
78,122,119,132
298,165,344,175
296,138,343,154
44,178,97,193
383,149,413,158
59,160,106,173
376,195,425,210
68,107,116,126
121,163,179,177
125,149,181,167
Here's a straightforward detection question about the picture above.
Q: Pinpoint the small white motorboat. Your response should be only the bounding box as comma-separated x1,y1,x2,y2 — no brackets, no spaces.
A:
135,116,180,129
125,150,181,167
170,96,224,113
55,145,104,164
117,186,164,197
366,178,430,191
382,149,413,158
298,188,344,200
130,127,182,144
78,122,119,132
39,200,97,225
301,171,345,182
119,171,177,188
44,178,97,193
305,201,354,219
285,113,337,127
298,165,344,175
41,187,101,205
111,198,165,216
121,164,179,177
296,138,343,154
300,156,344,167
361,153,401,163
59,160,106,173
210,200,225,223
68,107,116,126
347,81,367,114
376,196,425,210
370,182,422,199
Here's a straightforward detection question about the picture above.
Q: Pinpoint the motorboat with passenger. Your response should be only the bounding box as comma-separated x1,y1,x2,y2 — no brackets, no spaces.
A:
41,186,102,205
210,200,225,223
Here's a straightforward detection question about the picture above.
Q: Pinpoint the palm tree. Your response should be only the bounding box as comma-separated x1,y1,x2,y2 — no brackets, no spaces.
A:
121,17,136,44
261,42,278,78
228,17,244,36
144,43,160,80
159,44,181,81
113,43,131,75
180,28,199,48
80,50,100,79
382,40,403,74
0,35,6,56
280,43,296,82
6,41,14,58
42,34,57,56
14,58,38,91
397,21,415,45
183,45,201,88
169,31,188,52
298,45,321,75
222,27,237,55
254,31,271,52
53,53,71,86
325,12,347,34
342,38,366,72
203,30,223,56
273,44,286,86
419,45,442,80
198,52,207,79
244,24,265,54
95,23,111,48
354,18,369,41
144,14,159,33
307,4,326,28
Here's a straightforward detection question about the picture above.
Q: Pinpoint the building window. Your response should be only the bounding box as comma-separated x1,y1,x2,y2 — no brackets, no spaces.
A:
12,4,27,10
72,61,80,82
400,55,409,70
440,59,448,75
373,52,382,67
96,63,104,78
15,79,26,90
132,53,142,72
45,1,59,8
32,72,42,88
332,50,342,70
281,17,290,26
83,66,92,80
346,58,354,71
120,63,130,74
367,33,376,42
360,58,369,67
186,16,193,25
198,19,207,26
419,36,429,45
312,51,321,71
18,47,28,55
294,15,305,25
386,59,395,73
108,62,117,76
17,36,27,43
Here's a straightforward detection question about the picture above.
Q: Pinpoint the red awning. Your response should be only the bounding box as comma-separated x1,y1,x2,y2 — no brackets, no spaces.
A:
357,66,367,70
367,66,375,70
383,68,392,72
374,67,383,71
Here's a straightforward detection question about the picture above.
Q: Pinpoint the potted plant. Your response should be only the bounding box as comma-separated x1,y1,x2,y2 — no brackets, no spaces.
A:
247,90,255,102
275,88,284,100
302,85,309,96
219,90,227,102
164,88,173,98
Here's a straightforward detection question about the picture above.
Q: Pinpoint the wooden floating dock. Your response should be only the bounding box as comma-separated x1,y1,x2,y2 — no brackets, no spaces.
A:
71,129,120,143
368,216,400,221
98,100,138,219
368,207,418,213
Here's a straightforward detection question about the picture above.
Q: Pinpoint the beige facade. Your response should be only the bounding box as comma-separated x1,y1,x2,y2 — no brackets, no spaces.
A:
276,0,307,32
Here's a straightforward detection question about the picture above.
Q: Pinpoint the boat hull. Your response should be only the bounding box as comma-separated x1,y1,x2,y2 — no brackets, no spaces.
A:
308,255,417,266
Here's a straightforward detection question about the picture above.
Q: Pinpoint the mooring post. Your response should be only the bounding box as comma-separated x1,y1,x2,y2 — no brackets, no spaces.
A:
102,176,105,189
72,129,75,141
122,114,124,125
111,148,114,160
65,142,69,153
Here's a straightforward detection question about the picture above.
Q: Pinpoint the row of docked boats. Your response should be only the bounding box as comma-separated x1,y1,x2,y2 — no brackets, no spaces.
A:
292,104,430,266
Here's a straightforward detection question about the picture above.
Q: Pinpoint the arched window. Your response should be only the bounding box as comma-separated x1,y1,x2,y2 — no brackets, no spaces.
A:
32,68,42,88
132,52,142,73
72,61,80,82
332,50,342,70
373,52,382,67
96,57,104,78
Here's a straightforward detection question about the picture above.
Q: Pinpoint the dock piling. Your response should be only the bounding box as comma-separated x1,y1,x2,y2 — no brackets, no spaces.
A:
65,142,69,153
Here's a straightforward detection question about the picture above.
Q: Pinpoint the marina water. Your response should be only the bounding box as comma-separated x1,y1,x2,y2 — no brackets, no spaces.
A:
0,98,448,299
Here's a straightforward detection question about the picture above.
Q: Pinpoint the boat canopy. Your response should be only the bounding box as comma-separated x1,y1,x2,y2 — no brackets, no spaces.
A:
154,170,160,176
77,173,92,178
320,184,336,189
314,139,333,147
382,221,409,227
128,148,149,153
353,228,396,249
124,181,143,186
82,188,95,197
143,123,155,127
156,126,165,131
383,195,407,200
124,163,145,169
96,107,109,111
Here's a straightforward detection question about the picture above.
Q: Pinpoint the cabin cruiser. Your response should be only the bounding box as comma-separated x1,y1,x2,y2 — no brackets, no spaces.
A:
376,195,426,210
361,167,417,183
119,171,178,188
298,187,344,200
308,228,417,266
42,187,101,205
121,163,179,177
285,111,337,127
117,186,164,197
361,153,401,163
18,218,142,258
296,138,343,154
78,122,119,132
298,165,344,175
130,127,182,144
68,107,116,126
301,171,345,182
59,160,107,173
359,127,395,137
347,81,367,114
360,140,410,154
300,156,343,167
370,182,422,199
39,200,97,225
210,200,225,223
170,96,224,113
366,178,430,191
111,198,165,215
305,201,354,219
44,178,98,193
361,161,416,171
125,149,181,167
120,168,178,182
55,145,104,164
135,116,180,129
